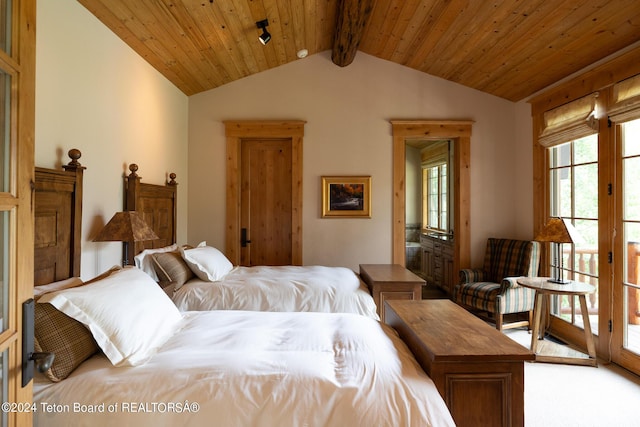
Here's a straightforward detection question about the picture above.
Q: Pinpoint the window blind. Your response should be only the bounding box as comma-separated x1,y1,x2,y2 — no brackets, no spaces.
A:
609,73,640,123
539,93,599,147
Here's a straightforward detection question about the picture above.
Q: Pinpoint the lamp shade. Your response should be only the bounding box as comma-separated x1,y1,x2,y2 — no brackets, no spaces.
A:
534,217,583,244
93,211,159,242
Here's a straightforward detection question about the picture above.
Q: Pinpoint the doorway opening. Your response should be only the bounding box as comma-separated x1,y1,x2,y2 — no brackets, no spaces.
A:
391,120,472,296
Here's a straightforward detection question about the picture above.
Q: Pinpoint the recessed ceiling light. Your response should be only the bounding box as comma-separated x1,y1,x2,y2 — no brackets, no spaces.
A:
297,49,308,59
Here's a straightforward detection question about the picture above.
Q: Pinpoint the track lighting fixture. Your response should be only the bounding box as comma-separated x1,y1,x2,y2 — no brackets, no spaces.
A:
256,19,271,45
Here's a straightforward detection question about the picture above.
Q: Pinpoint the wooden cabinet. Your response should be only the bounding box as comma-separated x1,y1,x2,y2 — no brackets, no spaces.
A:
385,300,534,427
359,264,423,323
420,237,435,283
420,234,454,296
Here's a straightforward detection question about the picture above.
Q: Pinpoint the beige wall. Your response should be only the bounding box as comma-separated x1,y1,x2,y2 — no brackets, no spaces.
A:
34,1,536,275
188,51,535,270
35,0,189,279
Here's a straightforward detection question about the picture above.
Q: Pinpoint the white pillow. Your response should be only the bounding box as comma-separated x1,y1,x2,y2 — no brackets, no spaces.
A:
180,246,233,281
38,267,183,367
134,244,179,281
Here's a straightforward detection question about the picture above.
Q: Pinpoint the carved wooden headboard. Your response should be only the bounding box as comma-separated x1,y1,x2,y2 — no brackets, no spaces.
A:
124,164,178,265
34,149,85,286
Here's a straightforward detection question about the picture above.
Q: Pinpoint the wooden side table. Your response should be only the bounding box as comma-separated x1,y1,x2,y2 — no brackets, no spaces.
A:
517,277,597,366
359,264,423,322
385,299,534,427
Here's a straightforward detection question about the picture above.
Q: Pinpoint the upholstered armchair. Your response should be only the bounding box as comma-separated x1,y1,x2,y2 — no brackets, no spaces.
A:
454,238,541,331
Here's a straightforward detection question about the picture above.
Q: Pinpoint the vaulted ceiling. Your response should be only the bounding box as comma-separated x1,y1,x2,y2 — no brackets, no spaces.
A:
78,0,640,102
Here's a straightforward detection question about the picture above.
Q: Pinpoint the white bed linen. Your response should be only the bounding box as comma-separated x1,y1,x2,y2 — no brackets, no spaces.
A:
34,311,454,427
171,265,380,319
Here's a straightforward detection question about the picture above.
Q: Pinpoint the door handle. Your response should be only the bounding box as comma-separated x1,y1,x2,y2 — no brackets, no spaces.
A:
241,228,251,247
22,298,55,387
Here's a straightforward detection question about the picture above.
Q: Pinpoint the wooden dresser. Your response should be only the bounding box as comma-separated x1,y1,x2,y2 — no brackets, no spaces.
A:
359,264,423,322
385,300,534,427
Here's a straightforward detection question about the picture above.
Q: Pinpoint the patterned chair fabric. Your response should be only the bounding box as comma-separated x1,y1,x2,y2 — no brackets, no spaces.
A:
454,238,541,330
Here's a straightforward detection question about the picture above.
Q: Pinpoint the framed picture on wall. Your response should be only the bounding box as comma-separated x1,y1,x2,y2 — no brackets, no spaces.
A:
321,176,371,218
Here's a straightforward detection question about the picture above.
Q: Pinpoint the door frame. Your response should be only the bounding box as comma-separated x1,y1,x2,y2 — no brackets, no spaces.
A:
224,120,305,265
391,120,472,275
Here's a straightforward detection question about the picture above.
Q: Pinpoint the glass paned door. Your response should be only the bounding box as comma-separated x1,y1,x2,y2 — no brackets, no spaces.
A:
548,134,600,333
0,0,36,425
621,118,640,355
0,3,11,423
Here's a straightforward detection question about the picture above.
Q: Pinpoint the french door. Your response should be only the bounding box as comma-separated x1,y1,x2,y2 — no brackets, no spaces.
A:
546,134,600,337
0,0,36,425
612,118,640,372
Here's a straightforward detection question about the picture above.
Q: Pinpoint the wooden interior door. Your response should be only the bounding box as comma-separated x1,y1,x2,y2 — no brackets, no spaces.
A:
240,139,292,266
225,120,304,266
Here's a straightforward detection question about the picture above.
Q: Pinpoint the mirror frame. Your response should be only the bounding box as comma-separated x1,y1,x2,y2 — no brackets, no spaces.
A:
391,120,472,276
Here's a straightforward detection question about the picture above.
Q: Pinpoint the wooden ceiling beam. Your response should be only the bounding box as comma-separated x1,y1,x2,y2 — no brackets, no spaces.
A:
331,0,375,67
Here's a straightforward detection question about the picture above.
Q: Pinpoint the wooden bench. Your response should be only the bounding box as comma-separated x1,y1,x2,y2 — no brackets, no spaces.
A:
359,264,423,322
385,299,535,427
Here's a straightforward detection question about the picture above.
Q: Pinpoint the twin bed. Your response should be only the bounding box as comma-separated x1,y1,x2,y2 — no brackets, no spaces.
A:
126,163,379,319
31,151,454,426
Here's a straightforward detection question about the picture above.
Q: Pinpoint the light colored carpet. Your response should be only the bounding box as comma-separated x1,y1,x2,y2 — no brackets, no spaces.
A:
504,329,640,427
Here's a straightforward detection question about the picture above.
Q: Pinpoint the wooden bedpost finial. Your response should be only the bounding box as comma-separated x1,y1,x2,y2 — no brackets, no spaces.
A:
128,163,139,178
63,148,85,172
168,173,178,186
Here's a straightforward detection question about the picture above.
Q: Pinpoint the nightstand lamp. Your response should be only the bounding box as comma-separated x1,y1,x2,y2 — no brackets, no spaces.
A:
535,217,584,284
93,211,159,266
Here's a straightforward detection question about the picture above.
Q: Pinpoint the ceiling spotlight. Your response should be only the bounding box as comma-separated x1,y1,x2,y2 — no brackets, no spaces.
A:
256,19,271,45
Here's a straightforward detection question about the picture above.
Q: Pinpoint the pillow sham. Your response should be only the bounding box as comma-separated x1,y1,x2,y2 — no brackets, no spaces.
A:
34,277,84,299
180,245,233,282
152,251,194,291
38,267,183,367
34,302,99,382
134,244,179,281
83,264,123,285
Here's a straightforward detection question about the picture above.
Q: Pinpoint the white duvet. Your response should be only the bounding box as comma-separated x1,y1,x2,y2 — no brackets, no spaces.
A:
171,265,380,319
34,311,454,427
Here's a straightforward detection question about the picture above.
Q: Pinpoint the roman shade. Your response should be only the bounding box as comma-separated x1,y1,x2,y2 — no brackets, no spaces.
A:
609,73,640,123
539,93,599,147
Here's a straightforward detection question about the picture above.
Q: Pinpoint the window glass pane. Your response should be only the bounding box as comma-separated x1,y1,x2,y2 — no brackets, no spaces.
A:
0,211,6,333
573,134,598,164
0,0,10,55
573,218,599,277
0,70,9,192
0,349,7,426
625,157,640,220
440,165,447,230
574,163,598,219
550,142,571,167
549,166,572,217
622,120,640,157
625,224,640,287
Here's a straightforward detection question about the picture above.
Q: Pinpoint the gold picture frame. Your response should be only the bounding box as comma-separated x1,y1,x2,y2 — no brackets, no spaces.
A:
321,176,371,218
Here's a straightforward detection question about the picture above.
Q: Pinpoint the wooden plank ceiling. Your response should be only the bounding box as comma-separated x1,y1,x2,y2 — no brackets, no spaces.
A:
78,0,640,102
